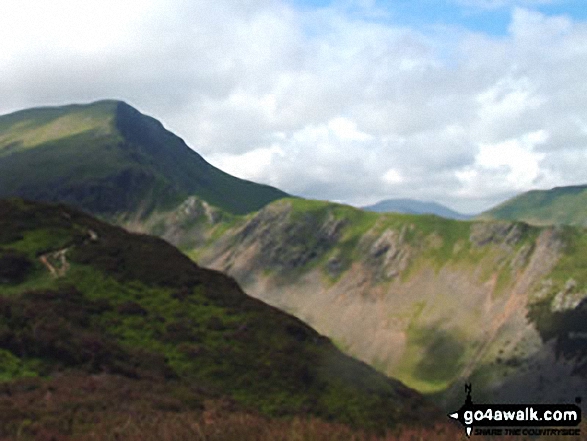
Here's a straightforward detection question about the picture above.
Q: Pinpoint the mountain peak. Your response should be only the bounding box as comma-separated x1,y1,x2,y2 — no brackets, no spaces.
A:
113,100,197,159
0,100,122,153
0,100,158,150
0,101,288,216
362,198,473,220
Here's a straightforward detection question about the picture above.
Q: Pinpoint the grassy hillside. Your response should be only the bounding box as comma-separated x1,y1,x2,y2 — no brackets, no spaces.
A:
479,185,587,226
0,102,116,154
164,197,587,410
0,101,288,216
0,198,443,439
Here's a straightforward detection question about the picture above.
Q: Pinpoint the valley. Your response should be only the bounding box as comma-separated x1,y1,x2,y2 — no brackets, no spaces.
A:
137,197,587,409
1,101,586,439
0,199,443,439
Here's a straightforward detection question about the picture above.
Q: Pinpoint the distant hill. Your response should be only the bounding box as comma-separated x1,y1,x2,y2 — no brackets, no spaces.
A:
479,185,587,226
0,198,441,438
6,100,587,431
0,100,288,216
362,199,472,220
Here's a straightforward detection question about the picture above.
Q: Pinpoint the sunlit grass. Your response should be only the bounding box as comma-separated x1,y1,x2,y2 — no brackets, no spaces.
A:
0,102,117,154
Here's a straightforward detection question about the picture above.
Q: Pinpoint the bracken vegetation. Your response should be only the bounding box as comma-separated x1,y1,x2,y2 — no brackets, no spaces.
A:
2,373,584,440
0,198,444,439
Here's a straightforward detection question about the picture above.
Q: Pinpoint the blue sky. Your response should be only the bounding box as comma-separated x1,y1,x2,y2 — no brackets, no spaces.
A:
1,0,587,213
291,0,586,35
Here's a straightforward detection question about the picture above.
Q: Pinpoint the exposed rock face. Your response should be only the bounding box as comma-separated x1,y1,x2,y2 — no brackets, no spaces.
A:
469,221,526,247
204,201,348,283
176,196,222,225
124,196,225,249
185,201,586,410
363,227,411,280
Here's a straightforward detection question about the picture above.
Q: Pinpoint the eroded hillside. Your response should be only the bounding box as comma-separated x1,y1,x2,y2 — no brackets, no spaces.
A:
144,197,587,409
0,199,444,438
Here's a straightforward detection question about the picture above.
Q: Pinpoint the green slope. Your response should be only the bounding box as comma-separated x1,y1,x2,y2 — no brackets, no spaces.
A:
0,101,288,216
479,185,587,226
161,197,587,409
0,198,441,437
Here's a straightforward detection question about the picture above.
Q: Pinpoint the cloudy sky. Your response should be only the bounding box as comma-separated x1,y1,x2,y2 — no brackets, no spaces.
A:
1,0,587,213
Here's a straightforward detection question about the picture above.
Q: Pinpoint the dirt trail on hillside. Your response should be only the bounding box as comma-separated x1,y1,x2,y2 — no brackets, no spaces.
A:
39,248,71,277
38,228,99,278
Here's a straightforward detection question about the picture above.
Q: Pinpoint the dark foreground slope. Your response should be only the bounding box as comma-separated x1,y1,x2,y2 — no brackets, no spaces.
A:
0,199,441,439
0,101,288,216
479,185,587,227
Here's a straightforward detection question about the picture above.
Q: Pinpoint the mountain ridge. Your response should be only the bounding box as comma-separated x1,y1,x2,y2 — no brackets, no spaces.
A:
362,198,473,220
151,197,587,411
479,184,587,227
3,101,586,419
0,100,289,216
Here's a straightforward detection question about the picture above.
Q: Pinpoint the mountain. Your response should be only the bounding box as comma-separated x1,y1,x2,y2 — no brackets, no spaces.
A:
0,198,443,439
362,199,473,220
154,197,587,411
480,185,587,227
3,100,585,423
0,100,288,216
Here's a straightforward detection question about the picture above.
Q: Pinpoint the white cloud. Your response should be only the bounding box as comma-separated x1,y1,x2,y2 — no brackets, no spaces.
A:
382,169,404,184
1,1,587,214
327,117,373,142
457,130,548,194
209,145,285,184
509,7,572,40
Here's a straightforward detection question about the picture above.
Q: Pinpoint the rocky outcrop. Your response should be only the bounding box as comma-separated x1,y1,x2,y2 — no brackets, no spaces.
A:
124,196,225,249
127,197,584,410
363,227,411,280
469,221,527,247
190,202,586,410
203,201,348,282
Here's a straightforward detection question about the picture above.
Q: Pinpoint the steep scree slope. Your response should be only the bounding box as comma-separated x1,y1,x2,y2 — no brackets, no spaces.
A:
162,198,587,410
